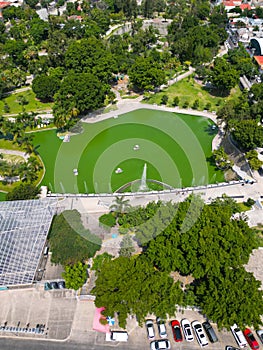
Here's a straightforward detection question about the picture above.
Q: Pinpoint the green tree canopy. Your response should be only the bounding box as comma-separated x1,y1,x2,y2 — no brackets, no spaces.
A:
194,267,263,329
128,57,166,91
6,184,40,201
208,57,239,94
62,261,87,290
32,74,61,101
48,210,101,265
92,255,184,327
230,119,263,151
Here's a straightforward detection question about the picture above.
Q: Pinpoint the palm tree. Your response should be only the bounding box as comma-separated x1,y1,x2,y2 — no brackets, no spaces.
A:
110,196,131,216
27,156,43,173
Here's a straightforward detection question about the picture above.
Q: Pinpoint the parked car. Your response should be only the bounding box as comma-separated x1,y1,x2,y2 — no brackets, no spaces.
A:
226,346,241,350
57,280,65,289
44,282,51,290
150,339,171,350
202,321,218,343
192,321,209,347
181,318,194,342
171,320,183,342
231,324,248,348
243,328,259,350
256,330,263,344
156,317,167,338
50,281,59,289
146,319,155,339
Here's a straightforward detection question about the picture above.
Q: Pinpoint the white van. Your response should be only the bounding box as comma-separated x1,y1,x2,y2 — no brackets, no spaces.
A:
110,331,128,342
231,324,247,348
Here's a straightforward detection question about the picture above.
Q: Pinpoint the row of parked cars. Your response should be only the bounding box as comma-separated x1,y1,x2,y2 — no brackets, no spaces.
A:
146,318,263,350
44,280,65,290
0,323,46,335
231,324,263,349
146,318,218,349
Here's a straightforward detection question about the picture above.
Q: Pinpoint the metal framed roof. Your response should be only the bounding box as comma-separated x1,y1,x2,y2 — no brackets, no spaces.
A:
0,199,57,287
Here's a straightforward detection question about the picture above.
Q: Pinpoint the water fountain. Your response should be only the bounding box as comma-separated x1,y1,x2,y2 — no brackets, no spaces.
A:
139,163,148,191
60,182,65,194
84,181,88,194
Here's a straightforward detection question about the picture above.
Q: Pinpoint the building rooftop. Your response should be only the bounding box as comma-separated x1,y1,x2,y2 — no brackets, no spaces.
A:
0,199,57,287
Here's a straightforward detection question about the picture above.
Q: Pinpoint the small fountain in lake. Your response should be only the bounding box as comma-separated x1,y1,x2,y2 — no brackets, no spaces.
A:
139,163,148,191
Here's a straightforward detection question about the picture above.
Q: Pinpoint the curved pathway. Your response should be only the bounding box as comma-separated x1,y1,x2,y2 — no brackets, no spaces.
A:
0,148,29,160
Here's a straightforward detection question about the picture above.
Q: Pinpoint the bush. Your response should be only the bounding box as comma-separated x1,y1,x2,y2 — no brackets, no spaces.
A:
172,96,180,106
205,102,211,110
161,95,168,105
245,198,255,207
183,101,189,108
99,213,116,229
192,99,199,110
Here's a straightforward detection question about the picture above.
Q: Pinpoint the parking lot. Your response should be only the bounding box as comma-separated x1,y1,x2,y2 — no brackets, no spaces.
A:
0,286,76,340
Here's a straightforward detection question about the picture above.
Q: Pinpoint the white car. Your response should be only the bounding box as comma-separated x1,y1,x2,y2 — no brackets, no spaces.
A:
192,321,209,347
181,318,194,342
157,317,167,338
230,324,248,348
146,319,155,339
150,339,171,350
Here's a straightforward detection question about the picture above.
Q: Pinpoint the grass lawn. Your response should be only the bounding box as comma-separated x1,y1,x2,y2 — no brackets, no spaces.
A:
0,192,7,201
145,76,242,112
0,138,21,151
0,89,53,115
34,109,224,194
32,129,63,191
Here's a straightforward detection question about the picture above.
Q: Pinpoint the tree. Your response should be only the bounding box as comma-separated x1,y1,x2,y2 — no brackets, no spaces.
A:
128,57,166,92
161,95,168,105
91,252,113,272
92,255,184,327
208,58,239,94
6,184,40,200
194,267,263,330
246,150,263,170
110,196,131,216
172,96,180,106
48,210,101,265
32,75,60,101
62,262,87,290
119,235,135,257
53,73,109,128
213,147,233,170
230,120,263,151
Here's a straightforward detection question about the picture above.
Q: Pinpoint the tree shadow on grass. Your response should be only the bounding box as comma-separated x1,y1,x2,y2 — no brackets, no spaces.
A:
201,85,230,98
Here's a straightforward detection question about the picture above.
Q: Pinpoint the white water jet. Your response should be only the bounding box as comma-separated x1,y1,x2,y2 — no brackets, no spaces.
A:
139,163,148,191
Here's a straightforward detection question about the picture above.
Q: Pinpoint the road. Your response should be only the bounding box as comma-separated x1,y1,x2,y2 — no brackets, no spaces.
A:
0,336,237,350
0,338,119,350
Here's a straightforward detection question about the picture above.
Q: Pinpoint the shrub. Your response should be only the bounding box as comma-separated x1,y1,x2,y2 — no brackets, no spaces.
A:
183,101,189,108
172,96,180,106
99,213,116,229
161,95,168,105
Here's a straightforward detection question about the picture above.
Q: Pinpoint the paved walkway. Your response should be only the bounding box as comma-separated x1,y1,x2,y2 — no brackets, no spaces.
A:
0,148,29,160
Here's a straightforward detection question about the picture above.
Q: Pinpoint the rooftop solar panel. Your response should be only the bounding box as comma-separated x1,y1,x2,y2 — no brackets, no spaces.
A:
0,199,57,287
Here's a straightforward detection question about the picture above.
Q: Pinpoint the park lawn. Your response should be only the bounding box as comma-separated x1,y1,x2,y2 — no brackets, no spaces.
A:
0,89,53,115
145,76,242,112
0,138,21,151
32,129,62,191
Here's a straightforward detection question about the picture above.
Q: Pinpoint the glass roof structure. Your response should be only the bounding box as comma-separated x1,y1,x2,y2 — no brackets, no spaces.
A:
0,199,57,287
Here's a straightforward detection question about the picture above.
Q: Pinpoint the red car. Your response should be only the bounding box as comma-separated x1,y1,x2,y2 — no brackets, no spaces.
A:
243,328,260,350
171,320,183,342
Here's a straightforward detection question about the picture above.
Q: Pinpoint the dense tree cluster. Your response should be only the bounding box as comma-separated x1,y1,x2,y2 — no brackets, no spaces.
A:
93,196,263,329
48,210,101,265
